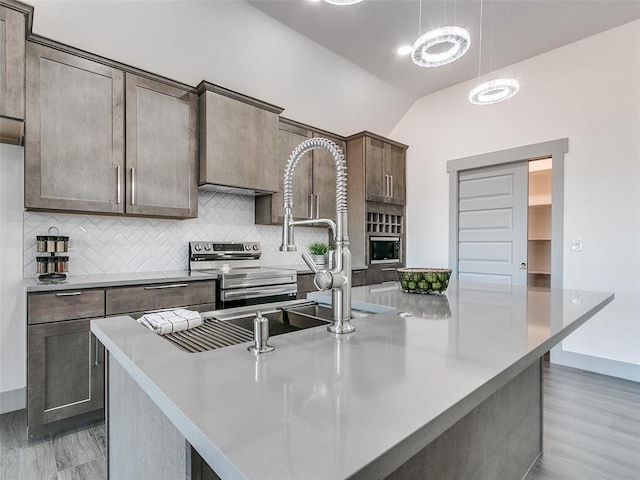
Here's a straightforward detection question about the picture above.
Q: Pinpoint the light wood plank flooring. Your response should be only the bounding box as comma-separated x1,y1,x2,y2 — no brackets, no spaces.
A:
1,362,638,479
0,410,105,480
525,362,640,480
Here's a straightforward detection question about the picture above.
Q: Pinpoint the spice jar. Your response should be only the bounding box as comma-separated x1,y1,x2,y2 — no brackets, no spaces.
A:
36,236,47,253
56,237,68,252
46,257,56,273
55,256,69,273
46,236,56,252
36,257,47,274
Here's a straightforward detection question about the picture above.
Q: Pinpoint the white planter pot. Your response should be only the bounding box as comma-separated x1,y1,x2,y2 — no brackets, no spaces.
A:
311,254,325,266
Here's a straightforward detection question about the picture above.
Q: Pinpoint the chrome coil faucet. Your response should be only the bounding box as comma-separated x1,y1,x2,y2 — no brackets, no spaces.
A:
280,137,354,334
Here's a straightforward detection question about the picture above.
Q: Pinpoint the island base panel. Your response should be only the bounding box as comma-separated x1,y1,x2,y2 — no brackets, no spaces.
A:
108,357,190,480
384,360,542,480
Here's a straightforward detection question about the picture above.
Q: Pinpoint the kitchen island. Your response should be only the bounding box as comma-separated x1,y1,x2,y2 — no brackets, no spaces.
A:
91,281,613,480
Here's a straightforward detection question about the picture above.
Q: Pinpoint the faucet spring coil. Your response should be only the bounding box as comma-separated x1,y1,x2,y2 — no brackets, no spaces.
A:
283,137,348,214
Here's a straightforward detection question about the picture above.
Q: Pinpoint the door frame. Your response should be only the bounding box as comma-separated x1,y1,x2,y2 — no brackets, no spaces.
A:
447,138,568,288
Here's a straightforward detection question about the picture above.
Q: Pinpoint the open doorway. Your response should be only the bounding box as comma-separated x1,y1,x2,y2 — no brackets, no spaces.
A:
528,158,552,288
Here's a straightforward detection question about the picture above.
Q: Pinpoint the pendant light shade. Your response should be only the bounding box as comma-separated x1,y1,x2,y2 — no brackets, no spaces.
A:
469,78,520,105
411,26,470,68
323,0,364,5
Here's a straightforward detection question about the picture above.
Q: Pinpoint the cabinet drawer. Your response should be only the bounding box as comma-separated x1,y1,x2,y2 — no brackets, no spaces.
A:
28,290,106,325
106,280,215,315
352,269,367,287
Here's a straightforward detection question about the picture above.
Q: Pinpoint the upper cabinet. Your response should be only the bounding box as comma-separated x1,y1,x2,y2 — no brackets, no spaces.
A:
0,1,31,144
125,74,198,218
198,81,283,194
255,118,346,225
24,42,198,218
347,132,407,206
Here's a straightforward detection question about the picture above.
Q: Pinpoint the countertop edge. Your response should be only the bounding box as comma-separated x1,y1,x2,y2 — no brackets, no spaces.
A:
25,271,215,292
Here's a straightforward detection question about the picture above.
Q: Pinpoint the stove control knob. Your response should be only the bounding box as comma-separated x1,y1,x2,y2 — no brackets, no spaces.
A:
194,244,202,251
244,244,251,251
204,244,212,251
252,244,259,251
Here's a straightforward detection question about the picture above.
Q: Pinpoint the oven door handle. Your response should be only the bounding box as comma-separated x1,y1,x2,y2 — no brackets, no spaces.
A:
221,284,297,301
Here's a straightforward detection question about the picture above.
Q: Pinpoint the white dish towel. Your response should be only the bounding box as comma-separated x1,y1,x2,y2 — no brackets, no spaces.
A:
137,309,203,335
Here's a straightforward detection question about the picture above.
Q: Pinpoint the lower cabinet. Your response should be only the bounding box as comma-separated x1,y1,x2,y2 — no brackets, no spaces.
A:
366,265,399,285
297,268,368,299
27,319,104,436
26,279,216,436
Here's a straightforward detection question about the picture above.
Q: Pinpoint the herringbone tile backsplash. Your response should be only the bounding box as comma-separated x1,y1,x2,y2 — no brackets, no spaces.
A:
24,191,327,276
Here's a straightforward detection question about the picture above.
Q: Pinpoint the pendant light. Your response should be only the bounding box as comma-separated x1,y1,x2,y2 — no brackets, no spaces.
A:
411,0,470,68
469,0,519,105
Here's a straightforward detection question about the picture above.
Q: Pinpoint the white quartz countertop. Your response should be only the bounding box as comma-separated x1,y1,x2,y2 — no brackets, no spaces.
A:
24,270,216,292
91,282,613,480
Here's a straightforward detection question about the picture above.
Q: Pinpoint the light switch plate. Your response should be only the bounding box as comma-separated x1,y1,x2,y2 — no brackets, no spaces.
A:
571,237,583,251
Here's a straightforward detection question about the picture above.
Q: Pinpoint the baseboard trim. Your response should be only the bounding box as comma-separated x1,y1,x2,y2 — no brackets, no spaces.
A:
551,345,640,382
0,387,26,415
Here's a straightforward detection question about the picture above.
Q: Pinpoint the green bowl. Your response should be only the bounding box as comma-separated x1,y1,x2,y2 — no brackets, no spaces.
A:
397,268,452,294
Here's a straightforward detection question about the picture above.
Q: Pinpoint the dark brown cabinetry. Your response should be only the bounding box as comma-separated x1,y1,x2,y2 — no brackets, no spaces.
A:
198,81,283,194
347,132,407,206
255,118,346,225
366,265,398,285
297,268,367,299
346,132,408,270
27,288,107,437
0,1,30,144
27,279,216,436
24,41,198,218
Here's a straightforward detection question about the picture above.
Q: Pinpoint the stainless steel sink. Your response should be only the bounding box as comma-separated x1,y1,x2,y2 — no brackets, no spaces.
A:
223,308,330,337
284,303,372,321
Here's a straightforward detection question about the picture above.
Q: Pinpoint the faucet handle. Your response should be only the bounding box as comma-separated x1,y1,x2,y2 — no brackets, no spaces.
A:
302,252,319,273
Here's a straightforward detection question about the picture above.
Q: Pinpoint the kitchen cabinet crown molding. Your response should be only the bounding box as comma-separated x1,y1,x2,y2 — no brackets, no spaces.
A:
280,116,347,143
0,0,32,29
346,130,409,150
196,80,283,114
26,34,196,93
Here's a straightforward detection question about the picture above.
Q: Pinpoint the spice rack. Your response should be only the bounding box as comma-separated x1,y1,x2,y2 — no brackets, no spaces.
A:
36,226,69,281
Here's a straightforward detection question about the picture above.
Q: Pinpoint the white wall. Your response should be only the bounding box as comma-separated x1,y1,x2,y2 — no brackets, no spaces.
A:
391,20,640,380
0,145,26,412
28,0,413,137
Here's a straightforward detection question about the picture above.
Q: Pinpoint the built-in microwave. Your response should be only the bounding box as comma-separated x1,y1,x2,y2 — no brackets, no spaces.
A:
369,236,401,264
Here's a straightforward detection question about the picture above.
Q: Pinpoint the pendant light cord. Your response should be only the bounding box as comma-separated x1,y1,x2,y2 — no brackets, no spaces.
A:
478,0,484,78
418,0,422,36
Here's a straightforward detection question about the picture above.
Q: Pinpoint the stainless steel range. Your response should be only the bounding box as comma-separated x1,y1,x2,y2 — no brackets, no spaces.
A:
189,241,297,309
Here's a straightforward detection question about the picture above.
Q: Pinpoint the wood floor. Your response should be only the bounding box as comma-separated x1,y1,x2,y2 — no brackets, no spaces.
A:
0,410,105,480
0,362,638,480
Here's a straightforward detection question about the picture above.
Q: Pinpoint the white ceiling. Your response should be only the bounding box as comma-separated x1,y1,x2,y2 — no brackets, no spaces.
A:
248,0,640,99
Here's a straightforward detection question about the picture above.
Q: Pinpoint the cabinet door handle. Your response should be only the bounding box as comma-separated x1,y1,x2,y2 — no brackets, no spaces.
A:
383,175,388,197
116,165,122,204
94,336,101,367
55,291,82,297
131,167,136,205
380,267,397,272
143,283,188,290
308,194,313,219
519,262,528,270
315,195,320,219
390,175,394,198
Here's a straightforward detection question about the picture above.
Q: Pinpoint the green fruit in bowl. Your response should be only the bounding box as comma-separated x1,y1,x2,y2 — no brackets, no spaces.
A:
424,273,437,283
431,281,442,290
417,280,428,291
401,280,409,289
407,281,416,290
401,273,411,281
437,272,449,282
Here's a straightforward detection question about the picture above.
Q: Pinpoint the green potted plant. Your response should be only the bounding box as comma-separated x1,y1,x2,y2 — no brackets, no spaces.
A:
308,242,328,266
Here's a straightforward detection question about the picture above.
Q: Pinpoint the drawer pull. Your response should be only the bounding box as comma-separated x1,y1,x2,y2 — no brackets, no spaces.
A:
143,283,189,290
54,291,83,297
380,268,397,272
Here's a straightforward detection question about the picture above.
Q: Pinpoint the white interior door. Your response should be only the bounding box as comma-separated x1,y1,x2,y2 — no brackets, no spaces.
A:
457,161,528,287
